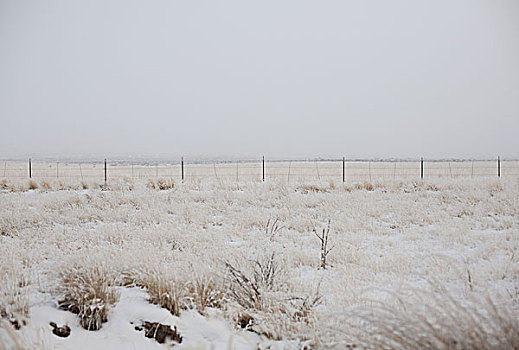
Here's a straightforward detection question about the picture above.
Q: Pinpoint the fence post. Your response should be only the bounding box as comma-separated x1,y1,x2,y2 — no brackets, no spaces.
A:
498,156,501,177
421,157,424,179
104,159,107,183
342,157,345,183
181,157,184,182
29,158,32,179
262,156,265,182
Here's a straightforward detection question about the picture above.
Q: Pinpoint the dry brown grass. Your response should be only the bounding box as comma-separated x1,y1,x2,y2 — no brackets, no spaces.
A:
56,265,118,331
138,270,226,317
0,260,30,336
298,184,328,193
146,178,175,191
157,178,175,190
39,180,51,191
353,182,374,191
146,178,175,190
122,177,134,191
185,277,226,314
145,179,156,190
137,272,186,317
28,180,38,190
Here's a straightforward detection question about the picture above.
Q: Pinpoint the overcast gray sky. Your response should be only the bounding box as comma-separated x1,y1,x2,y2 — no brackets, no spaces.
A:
1,0,518,160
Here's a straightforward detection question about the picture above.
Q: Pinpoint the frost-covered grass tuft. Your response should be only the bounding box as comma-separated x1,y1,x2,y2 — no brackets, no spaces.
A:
137,271,186,317
56,265,119,330
345,286,519,349
0,252,30,331
224,253,322,341
146,178,175,190
184,276,227,314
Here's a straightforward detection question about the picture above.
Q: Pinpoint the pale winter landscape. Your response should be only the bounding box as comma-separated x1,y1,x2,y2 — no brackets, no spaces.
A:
2,0,519,349
1,162,518,349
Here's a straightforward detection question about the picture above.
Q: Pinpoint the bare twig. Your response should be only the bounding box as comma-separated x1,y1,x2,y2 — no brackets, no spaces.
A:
265,217,284,241
313,220,334,269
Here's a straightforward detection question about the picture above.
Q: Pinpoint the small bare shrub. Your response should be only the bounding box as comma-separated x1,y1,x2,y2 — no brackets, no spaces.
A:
313,220,334,269
81,181,89,190
225,252,279,310
228,278,322,342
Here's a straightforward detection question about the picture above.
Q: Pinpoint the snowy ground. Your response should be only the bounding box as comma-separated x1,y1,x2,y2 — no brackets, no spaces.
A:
1,176,518,349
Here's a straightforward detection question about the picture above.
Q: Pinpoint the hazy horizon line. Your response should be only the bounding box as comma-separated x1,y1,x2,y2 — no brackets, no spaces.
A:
0,154,516,164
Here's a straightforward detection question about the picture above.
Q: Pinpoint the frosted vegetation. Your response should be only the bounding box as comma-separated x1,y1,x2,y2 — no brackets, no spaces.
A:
0,175,518,349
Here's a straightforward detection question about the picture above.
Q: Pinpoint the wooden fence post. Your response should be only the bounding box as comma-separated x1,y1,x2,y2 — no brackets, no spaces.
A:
104,159,107,183
29,158,32,179
262,156,265,182
498,156,501,177
181,157,184,182
342,157,345,183
421,157,424,179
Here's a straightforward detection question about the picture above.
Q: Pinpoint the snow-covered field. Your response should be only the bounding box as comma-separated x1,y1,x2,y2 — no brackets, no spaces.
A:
1,175,518,349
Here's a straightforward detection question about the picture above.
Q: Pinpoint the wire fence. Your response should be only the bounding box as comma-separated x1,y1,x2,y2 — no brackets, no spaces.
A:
1,158,518,183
